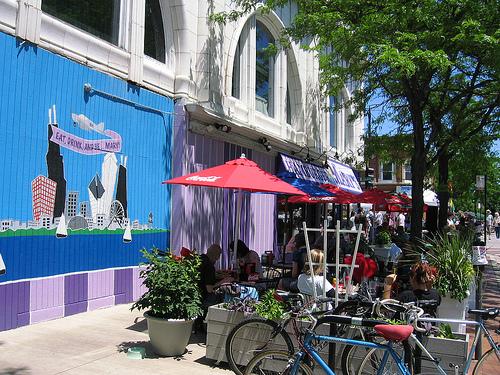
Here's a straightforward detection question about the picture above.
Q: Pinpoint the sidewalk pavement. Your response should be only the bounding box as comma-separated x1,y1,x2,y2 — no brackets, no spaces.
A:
0,304,231,375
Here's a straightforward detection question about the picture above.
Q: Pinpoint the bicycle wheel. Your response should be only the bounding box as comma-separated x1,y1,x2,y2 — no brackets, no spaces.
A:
473,344,500,375
244,350,313,375
357,341,413,375
342,339,377,375
226,318,294,375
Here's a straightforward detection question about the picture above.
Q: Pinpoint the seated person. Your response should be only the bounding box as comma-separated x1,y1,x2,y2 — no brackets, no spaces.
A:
199,244,233,307
278,232,308,291
230,240,262,281
297,249,335,297
383,261,441,316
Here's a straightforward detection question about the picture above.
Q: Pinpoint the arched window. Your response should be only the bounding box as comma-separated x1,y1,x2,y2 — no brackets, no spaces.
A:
232,37,242,99
144,0,166,63
255,21,275,117
229,16,301,127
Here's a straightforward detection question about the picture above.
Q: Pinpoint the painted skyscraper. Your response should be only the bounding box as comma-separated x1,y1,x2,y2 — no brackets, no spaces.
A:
65,191,79,218
100,153,118,218
46,106,66,219
31,175,57,221
88,174,105,223
115,155,128,217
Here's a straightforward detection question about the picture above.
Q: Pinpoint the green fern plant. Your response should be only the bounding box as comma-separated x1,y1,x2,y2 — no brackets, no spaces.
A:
422,232,475,301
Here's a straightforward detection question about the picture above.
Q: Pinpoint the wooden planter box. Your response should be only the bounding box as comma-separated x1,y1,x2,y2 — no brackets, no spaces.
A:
205,304,348,368
418,334,469,375
206,305,468,374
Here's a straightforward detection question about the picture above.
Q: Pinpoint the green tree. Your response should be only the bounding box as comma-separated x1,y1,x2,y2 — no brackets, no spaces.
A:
214,1,499,239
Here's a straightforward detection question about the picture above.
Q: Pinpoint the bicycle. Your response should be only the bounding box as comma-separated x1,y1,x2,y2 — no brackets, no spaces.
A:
344,306,499,375
244,307,415,375
224,291,375,375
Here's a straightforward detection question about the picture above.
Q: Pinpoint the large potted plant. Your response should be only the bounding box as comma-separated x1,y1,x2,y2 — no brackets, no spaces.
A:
423,232,475,333
131,247,202,356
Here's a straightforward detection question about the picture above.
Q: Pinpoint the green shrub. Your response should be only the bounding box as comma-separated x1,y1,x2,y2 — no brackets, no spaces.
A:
254,289,285,321
375,230,391,246
131,247,203,320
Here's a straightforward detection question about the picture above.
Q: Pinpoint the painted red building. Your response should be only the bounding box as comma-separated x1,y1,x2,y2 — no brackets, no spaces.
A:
32,175,57,221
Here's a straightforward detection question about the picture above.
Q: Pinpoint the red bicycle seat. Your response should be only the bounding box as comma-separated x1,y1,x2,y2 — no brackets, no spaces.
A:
374,325,413,342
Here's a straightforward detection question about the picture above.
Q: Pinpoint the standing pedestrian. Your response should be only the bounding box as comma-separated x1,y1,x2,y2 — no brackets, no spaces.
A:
486,210,493,240
494,212,500,239
397,211,406,233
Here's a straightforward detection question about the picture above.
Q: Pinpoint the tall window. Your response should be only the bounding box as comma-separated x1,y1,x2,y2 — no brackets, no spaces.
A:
255,21,275,117
329,96,336,147
381,162,394,181
286,86,291,124
144,0,166,63
232,37,242,99
404,163,412,180
42,0,120,45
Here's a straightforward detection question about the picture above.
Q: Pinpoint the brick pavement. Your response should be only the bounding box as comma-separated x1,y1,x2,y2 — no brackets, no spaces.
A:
465,236,500,373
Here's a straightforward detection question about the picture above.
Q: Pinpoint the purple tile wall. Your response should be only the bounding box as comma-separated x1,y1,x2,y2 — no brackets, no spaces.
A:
114,268,133,304
30,276,64,324
0,266,146,331
88,269,115,311
0,281,30,331
64,273,88,316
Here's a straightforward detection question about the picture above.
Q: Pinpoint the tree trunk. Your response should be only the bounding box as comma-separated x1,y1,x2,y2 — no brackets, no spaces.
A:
411,152,425,241
410,105,426,241
437,147,450,231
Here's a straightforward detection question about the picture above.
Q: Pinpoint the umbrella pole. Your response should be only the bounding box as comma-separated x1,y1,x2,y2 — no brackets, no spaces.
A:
234,189,243,273
283,197,289,274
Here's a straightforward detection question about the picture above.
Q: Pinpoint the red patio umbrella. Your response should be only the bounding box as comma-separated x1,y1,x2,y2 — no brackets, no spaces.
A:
163,154,305,266
285,195,340,204
355,188,390,205
321,184,359,204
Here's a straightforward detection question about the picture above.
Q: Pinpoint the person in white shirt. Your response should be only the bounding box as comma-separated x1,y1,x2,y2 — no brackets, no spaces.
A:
397,212,406,233
297,249,335,298
486,210,493,240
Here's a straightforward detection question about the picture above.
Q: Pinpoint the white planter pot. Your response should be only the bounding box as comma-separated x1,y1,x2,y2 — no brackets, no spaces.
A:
144,312,194,356
437,295,468,334
419,334,469,375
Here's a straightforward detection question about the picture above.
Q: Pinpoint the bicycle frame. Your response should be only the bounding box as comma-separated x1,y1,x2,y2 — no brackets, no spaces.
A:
417,317,499,374
290,330,412,375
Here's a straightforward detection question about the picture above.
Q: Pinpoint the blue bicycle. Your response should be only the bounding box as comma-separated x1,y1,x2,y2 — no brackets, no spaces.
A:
243,312,415,375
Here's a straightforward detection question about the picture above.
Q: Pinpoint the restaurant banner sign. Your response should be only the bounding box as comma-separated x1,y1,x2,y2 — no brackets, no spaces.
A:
278,154,362,194
326,159,363,194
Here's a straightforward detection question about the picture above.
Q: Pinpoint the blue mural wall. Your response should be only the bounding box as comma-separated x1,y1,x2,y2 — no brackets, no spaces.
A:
0,33,172,283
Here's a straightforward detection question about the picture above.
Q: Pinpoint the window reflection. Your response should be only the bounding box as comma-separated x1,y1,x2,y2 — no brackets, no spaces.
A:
42,0,120,45
255,21,275,117
144,0,166,63
232,37,241,99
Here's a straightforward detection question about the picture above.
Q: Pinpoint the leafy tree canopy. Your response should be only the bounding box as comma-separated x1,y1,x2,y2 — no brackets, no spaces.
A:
214,0,499,239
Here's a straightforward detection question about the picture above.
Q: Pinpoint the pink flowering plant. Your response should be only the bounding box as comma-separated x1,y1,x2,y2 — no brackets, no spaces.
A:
131,247,203,320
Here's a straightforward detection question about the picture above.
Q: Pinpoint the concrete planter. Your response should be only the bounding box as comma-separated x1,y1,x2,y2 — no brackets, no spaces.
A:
437,295,468,334
373,244,392,261
419,333,469,375
205,304,341,367
144,312,194,356
206,304,247,362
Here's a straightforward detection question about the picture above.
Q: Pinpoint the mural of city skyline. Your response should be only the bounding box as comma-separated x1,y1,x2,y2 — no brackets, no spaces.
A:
2,106,157,237
0,31,173,282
